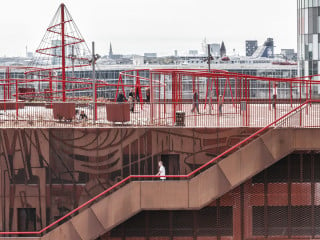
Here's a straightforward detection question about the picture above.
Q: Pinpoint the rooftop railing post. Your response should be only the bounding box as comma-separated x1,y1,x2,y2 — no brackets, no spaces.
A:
92,41,96,123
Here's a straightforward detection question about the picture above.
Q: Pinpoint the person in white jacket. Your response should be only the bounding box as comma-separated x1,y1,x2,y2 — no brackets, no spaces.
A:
156,161,166,180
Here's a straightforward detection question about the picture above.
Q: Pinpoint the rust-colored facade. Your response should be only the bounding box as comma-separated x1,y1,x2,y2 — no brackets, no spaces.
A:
0,128,256,234
105,152,320,240
1,128,320,239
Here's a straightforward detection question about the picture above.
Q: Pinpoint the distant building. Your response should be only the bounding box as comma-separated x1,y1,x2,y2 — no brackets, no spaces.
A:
174,50,178,57
51,40,62,65
263,38,274,58
188,50,198,56
109,43,113,59
220,41,226,57
246,40,258,57
144,53,157,58
281,49,296,61
50,40,72,65
251,38,275,59
26,52,34,58
133,55,144,65
208,44,220,57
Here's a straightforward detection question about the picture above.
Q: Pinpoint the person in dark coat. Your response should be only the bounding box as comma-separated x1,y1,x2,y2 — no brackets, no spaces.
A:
117,90,126,103
191,90,199,114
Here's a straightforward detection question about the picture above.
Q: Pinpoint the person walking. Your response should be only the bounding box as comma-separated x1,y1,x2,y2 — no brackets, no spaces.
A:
218,95,223,115
191,90,199,114
272,83,277,109
156,161,166,181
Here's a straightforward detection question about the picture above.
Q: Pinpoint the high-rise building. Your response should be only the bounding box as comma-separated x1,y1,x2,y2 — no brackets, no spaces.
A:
297,0,320,76
246,40,258,57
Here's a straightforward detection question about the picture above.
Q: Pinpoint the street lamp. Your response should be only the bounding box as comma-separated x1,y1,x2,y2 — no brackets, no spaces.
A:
68,45,76,99
89,41,101,122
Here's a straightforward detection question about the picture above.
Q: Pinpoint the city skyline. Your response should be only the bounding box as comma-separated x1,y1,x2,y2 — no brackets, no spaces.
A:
0,0,296,57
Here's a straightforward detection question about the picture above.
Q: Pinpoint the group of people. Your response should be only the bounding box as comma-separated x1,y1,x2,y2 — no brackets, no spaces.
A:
191,90,224,115
75,109,88,121
117,87,150,112
116,88,138,112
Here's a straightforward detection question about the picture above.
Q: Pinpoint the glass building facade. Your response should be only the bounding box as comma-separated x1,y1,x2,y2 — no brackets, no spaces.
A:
297,0,320,77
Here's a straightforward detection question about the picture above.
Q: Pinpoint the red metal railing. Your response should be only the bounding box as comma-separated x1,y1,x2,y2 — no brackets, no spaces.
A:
0,100,307,128
0,100,317,236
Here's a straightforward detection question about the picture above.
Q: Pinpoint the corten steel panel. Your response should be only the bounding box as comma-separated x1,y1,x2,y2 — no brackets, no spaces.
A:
172,237,194,240
140,181,189,210
218,138,275,188
42,221,81,240
71,208,105,240
314,183,320,205
294,129,320,150
91,182,141,233
268,183,288,206
149,238,170,240
291,183,312,206
125,238,146,240
261,129,295,161
0,238,40,240
188,165,232,209
249,183,265,206
106,103,130,122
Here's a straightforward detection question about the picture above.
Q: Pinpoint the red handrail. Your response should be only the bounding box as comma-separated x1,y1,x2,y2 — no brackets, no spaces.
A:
0,100,313,236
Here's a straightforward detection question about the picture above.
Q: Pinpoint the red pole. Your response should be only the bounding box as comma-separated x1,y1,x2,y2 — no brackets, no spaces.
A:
61,3,66,102
245,78,248,126
163,74,166,115
4,67,8,101
150,73,153,124
290,82,293,108
158,74,160,122
269,80,271,111
172,72,176,123
306,81,309,115
235,77,238,113
7,68,10,100
309,76,312,105
300,81,302,104
15,72,18,119
49,71,53,107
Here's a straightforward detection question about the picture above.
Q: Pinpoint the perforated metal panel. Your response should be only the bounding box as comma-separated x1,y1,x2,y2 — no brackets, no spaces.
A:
105,152,320,240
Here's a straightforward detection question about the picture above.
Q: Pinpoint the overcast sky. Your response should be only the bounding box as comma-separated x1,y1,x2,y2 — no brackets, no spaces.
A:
0,0,296,57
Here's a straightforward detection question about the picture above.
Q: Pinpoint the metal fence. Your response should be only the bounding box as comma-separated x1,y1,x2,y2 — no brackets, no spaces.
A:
0,100,310,128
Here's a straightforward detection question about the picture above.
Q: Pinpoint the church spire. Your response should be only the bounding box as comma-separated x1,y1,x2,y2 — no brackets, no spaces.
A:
109,43,113,58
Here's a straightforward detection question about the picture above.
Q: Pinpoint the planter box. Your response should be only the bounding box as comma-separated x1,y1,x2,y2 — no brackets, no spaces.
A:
53,103,75,121
106,103,130,122
0,102,25,110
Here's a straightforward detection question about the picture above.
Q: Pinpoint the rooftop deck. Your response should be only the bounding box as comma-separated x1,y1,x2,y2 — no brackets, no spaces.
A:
0,101,317,128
